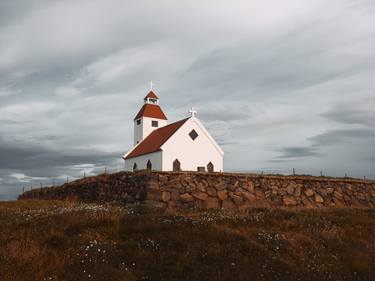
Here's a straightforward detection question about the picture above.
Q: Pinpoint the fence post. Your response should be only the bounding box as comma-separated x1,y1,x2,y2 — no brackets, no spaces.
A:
293,168,296,175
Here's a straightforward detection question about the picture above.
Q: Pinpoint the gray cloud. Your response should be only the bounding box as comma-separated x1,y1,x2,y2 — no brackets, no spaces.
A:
322,98,375,127
275,147,321,159
309,129,375,147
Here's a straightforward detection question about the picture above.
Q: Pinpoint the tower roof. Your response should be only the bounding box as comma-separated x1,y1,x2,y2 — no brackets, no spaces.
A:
124,118,189,159
144,91,159,100
134,104,167,120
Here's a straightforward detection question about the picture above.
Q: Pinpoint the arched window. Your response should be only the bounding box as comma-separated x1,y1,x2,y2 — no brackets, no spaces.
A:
207,162,214,173
133,163,138,171
173,159,181,171
146,160,152,170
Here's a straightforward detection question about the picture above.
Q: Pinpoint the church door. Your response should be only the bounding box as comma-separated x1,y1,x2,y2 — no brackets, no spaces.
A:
146,160,152,171
207,162,214,173
173,159,181,171
133,163,138,171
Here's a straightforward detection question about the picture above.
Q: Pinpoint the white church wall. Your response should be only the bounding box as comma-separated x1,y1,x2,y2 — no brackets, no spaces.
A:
134,117,167,145
161,117,224,172
124,151,163,171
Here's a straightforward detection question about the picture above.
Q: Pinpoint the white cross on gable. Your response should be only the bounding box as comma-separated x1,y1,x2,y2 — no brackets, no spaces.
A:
189,107,197,117
150,81,154,91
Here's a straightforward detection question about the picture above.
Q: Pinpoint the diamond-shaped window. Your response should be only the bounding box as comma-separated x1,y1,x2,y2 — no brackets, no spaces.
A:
189,129,198,141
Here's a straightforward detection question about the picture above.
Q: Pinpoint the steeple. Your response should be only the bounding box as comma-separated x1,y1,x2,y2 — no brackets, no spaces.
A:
133,90,168,146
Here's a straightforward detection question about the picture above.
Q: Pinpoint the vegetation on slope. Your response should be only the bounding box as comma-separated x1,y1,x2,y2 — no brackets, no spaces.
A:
0,200,374,281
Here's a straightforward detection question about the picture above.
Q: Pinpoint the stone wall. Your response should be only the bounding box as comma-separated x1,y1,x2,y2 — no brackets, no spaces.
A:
19,171,375,210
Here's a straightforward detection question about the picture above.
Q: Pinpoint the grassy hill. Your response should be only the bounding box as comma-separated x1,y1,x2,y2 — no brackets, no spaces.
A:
1,200,375,281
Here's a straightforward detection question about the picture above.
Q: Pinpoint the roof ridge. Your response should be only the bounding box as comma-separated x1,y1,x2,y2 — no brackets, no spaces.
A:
153,117,189,132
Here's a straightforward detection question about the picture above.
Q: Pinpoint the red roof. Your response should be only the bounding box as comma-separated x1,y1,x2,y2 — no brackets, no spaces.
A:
144,91,159,100
124,118,189,159
134,104,167,120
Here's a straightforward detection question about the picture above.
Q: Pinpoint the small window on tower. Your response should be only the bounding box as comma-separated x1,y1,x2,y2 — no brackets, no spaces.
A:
136,119,141,125
152,120,158,127
189,129,198,141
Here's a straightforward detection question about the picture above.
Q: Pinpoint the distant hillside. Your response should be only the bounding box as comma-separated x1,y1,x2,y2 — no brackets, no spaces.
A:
0,200,375,281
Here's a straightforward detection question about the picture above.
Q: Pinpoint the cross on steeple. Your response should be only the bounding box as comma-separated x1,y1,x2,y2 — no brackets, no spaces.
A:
189,107,197,117
150,81,154,91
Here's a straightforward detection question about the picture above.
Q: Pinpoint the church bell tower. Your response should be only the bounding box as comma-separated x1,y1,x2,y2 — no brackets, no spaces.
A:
133,90,168,146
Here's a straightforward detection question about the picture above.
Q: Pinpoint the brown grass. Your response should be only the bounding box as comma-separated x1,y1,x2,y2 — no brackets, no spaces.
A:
0,200,375,281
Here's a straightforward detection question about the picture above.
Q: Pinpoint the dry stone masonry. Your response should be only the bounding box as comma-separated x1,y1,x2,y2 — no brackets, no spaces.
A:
19,171,375,210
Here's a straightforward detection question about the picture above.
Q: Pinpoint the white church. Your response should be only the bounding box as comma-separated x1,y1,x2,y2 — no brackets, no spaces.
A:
123,90,224,172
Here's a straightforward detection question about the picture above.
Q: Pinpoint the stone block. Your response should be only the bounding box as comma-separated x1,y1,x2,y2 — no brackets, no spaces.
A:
242,191,256,202
294,185,302,196
283,196,297,206
162,191,171,202
185,185,196,193
207,187,217,197
214,183,226,191
279,188,287,196
170,190,180,200
246,180,254,193
204,197,220,209
357,193,366,201
146,182,159,190
222,199,236,209
326,188,334,194
192,191,208,201
314,194,324,203
229,192,243,206
180,193,194,202
217,190,228,201
145,200,166,208
333,197,346,207
178,186,186,194
286,185,294,195
265,190,272,199
196,183,206,192
146,189,161,201
227,184,237,192
334,191,343,199
304,188,314,197
255,190,265,199
271,186,278,195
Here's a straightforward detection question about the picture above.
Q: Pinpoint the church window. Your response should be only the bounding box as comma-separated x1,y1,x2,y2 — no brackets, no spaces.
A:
136,119,141,125
152,120,158,127
133,163,138,171
173,159,181,171
147,160,152,170
197,166,205,172
189,129,198,141
207,162,214,173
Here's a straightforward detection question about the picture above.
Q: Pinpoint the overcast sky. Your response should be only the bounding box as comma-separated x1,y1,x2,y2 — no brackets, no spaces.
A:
1,0,375,200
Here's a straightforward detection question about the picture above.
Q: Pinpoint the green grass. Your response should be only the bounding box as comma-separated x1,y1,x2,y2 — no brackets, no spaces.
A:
1,200,375,281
